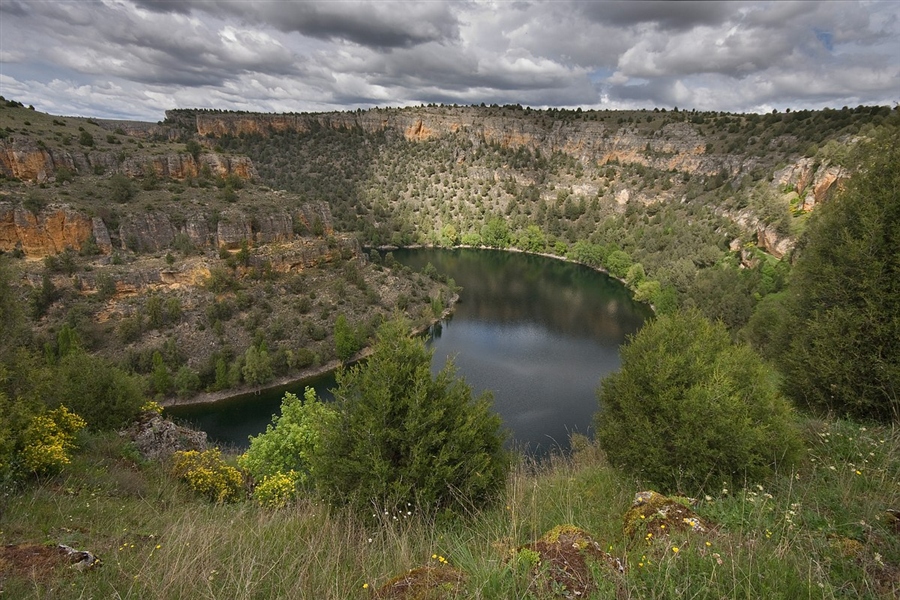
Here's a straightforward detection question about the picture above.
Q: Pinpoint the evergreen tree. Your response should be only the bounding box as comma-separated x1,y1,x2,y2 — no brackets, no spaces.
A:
778,124,900,421
596,310,802,494
314,317,508,513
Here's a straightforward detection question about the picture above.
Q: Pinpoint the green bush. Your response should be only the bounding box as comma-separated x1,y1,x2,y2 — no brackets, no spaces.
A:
239,387,336,486
55,351,145,430
313,317,509,513
776,125,900,422
595,310,802,495
171,448,243,503
334,314,361,362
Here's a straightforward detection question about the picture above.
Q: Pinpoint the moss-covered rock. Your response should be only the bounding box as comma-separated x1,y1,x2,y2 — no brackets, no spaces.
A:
511,525,624,598
374,565,464,600
623,491,713,539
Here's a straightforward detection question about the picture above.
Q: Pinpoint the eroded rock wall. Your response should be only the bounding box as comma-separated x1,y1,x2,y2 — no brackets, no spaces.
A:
0,201,335,257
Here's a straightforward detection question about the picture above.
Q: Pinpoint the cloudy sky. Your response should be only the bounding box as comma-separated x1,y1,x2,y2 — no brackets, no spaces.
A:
0,1,897,121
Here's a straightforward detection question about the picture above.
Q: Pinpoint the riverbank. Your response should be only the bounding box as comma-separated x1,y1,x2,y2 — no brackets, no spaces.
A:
162,241,652,411
160,294,459,409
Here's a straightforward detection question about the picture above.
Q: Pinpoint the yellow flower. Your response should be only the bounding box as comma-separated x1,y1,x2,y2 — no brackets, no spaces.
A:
705,541,711,547
362,583,369,589
671,546,679,553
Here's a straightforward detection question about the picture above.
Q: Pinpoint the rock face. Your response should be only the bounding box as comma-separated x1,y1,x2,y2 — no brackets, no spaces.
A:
191,108,731,177
216,209,253,249
772,158,848,210
0,137,256,183
254,211,294,244
0,202,94,256
119,212,176,253
0,200,337,258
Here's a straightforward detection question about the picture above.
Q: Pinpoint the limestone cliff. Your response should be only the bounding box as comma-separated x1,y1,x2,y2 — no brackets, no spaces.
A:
190,108,728,176
773,158,848,210
0,202,101,257
0,200,336,258
0,136,256,183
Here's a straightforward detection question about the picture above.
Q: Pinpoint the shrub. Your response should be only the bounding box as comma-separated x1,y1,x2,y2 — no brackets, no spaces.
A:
776,125,900,422
171,449,243,503
20,406,86,476
239,387,336,486
253,471,301,509
595,310,803,495
313,317,509,513
55,351,145,430
334,314,361,362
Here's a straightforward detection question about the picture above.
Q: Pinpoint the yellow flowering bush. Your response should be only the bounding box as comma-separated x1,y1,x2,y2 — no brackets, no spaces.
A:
20,406,86,475
140,400,164,415
253,471,300,509
171,449,244,503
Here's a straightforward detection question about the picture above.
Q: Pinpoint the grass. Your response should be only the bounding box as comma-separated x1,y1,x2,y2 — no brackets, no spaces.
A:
1,417,898,598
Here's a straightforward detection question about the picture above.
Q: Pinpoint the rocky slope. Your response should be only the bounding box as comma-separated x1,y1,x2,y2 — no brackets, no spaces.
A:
182,105,856,204
0,138,255,183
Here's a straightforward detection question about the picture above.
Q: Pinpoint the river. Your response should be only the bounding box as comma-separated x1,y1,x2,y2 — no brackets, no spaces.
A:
166,248,652,456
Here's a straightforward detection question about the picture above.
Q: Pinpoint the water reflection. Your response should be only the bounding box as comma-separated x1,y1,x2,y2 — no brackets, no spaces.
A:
394,248,651,455
168,248,651,457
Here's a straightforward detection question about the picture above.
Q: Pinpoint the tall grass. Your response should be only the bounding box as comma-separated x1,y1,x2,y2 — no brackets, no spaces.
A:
1,418,897,598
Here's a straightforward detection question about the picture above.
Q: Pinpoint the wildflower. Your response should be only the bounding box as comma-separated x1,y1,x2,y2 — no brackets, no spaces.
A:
855,470,862,475
362,583,369,589
671,546,679,554
705,541,711,547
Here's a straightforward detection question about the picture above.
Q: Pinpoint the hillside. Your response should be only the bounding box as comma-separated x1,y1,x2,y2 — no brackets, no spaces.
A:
0,98,455,405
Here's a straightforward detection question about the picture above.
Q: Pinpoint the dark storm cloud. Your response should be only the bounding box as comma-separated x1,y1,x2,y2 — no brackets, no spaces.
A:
8,1,299,87
132,0,460,48
0,0,28,17
577,0,737,30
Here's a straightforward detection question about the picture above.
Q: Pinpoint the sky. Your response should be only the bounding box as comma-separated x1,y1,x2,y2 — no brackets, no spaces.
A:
0,0,897,121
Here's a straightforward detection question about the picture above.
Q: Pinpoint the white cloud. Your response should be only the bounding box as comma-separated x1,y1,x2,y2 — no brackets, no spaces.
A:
0,0,895,119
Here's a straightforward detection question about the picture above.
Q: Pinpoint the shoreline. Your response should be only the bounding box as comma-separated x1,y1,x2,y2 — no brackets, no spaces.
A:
162,242,652,410
160,294,459,409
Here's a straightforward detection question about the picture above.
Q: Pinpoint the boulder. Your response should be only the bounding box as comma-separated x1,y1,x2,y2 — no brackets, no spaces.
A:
121,413,207,462
623,491,713,539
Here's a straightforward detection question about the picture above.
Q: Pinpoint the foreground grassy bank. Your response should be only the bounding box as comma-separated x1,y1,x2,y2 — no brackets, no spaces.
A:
1,417,897,599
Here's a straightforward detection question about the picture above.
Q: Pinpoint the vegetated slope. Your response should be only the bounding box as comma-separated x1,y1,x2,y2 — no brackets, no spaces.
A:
0,98,455,404
192,103,892,316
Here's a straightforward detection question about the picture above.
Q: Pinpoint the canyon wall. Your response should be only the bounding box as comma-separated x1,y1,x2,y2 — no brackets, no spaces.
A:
0,138,256,183
0,200,337,258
